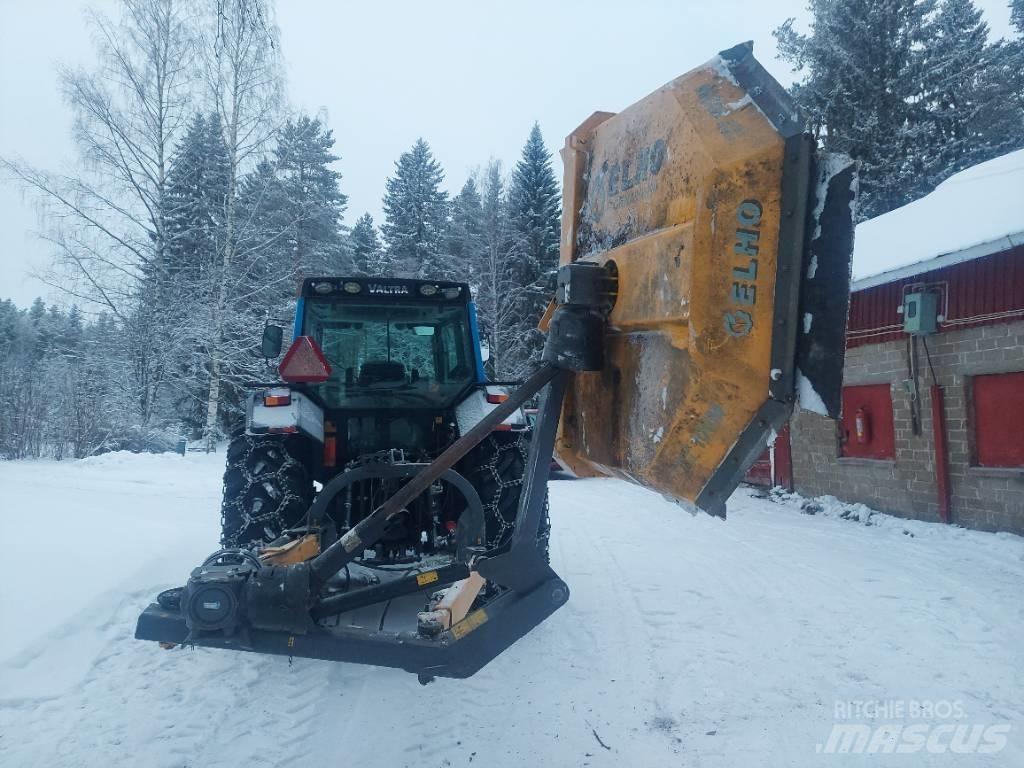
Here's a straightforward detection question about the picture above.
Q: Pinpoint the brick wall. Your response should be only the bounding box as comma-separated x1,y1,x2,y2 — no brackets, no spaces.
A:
790,318,1024,534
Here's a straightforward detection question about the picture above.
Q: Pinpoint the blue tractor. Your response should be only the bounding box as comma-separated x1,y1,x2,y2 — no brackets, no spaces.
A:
221,276,543,562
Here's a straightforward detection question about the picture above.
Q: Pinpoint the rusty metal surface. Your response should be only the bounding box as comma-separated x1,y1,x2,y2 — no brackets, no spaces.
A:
555,43,817,514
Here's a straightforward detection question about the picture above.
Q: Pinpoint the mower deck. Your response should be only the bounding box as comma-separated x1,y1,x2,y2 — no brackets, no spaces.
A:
135,575,568,681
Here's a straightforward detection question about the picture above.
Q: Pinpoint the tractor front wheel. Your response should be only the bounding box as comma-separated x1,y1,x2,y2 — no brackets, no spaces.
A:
220,433,313,548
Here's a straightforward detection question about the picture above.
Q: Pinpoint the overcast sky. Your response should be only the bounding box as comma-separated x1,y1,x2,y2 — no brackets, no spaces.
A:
0,0,1016,308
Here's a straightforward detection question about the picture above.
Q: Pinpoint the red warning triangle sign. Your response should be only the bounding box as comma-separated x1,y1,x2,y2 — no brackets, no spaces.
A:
279,336,332,383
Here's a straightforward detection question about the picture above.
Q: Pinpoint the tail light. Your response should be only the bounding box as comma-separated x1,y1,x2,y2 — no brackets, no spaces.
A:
263,389,291,407
279,336,332,383
323,436,337,467
485,393,509,404
323,421,337,467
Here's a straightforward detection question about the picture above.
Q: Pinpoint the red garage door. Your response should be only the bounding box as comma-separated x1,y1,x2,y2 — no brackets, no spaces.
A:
744,425,792,489
972,371,1024,467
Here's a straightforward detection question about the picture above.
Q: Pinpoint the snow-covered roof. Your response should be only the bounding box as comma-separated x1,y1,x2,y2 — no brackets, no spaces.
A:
851,148,1024,290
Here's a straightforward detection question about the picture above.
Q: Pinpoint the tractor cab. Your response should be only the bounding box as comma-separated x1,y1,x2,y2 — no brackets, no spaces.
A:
289,278,483,411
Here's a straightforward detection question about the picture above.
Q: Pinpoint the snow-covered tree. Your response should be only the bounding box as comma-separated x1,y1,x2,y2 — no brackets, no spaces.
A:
506,123,561,366
271,115,349,277
441,177,483,281
163,113,231,288
775,0,934,218
1005,0,1024,144
0,298,150,459
350,213,382,275
1,0,195,424
381,138,449,277
508,123,561,286
776,0,1024,220
918,0,1022,184
469,161,535,378
198,0,284,449
158,112,233,434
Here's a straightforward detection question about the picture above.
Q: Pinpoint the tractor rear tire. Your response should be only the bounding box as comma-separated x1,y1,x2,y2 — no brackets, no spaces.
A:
465,431,550,558
220,433,313,548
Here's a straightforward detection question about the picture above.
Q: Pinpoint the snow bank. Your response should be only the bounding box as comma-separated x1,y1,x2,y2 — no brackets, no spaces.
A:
761,485,1024,549
852,149,1024,286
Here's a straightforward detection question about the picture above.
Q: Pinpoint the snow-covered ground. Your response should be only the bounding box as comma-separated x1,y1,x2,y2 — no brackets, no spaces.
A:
1,452,1021,767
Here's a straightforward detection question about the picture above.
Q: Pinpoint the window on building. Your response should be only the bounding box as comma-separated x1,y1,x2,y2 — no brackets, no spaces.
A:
971,371,1024,468
839,384,896,460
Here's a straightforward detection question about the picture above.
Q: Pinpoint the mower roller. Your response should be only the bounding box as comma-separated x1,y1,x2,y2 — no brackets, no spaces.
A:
135,42,856,681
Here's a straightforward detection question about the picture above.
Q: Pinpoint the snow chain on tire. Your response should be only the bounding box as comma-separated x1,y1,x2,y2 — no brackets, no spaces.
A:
220,433,313,548
466,431,551,557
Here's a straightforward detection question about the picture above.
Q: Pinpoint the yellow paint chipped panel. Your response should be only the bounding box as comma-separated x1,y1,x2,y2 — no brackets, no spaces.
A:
449,609,488,640
555,49,794,508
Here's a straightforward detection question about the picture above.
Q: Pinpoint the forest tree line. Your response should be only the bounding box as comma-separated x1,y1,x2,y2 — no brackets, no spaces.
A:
1,0,1023,459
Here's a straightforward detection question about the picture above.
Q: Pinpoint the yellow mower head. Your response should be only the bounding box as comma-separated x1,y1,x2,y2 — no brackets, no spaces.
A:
554,43,855,515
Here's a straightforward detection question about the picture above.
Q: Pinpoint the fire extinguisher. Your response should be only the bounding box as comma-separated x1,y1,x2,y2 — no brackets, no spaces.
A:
855,406,871,445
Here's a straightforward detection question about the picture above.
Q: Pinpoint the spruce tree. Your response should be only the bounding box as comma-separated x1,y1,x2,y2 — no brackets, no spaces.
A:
28,298,46,325
506,123,562,368
272,115,349,277
509,123,561,285
350,213,382,275
236,157,291,292
164,112,230,287
447,178,485,278
160,112,231,435
381,138,449,277
471,161,533,378
919,0,1020,183
775,0,933,218
1006,0,1024,146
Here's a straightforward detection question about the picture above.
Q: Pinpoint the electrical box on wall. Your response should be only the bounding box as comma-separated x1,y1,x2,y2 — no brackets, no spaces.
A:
903,292,938,335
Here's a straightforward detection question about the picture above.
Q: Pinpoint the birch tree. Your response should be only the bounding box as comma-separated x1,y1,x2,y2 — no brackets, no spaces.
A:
198,0,283,449
471,161,534,379
1,0,195,423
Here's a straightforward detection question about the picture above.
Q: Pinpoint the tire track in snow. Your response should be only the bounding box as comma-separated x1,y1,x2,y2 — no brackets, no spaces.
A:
0,590,336,768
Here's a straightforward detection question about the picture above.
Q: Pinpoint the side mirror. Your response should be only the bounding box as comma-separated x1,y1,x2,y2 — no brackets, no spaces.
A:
261,325,284,359
480,339,490,363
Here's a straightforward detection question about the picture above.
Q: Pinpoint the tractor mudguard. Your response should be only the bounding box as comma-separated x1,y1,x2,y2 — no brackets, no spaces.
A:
247,387,324,443
554,42,855,516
